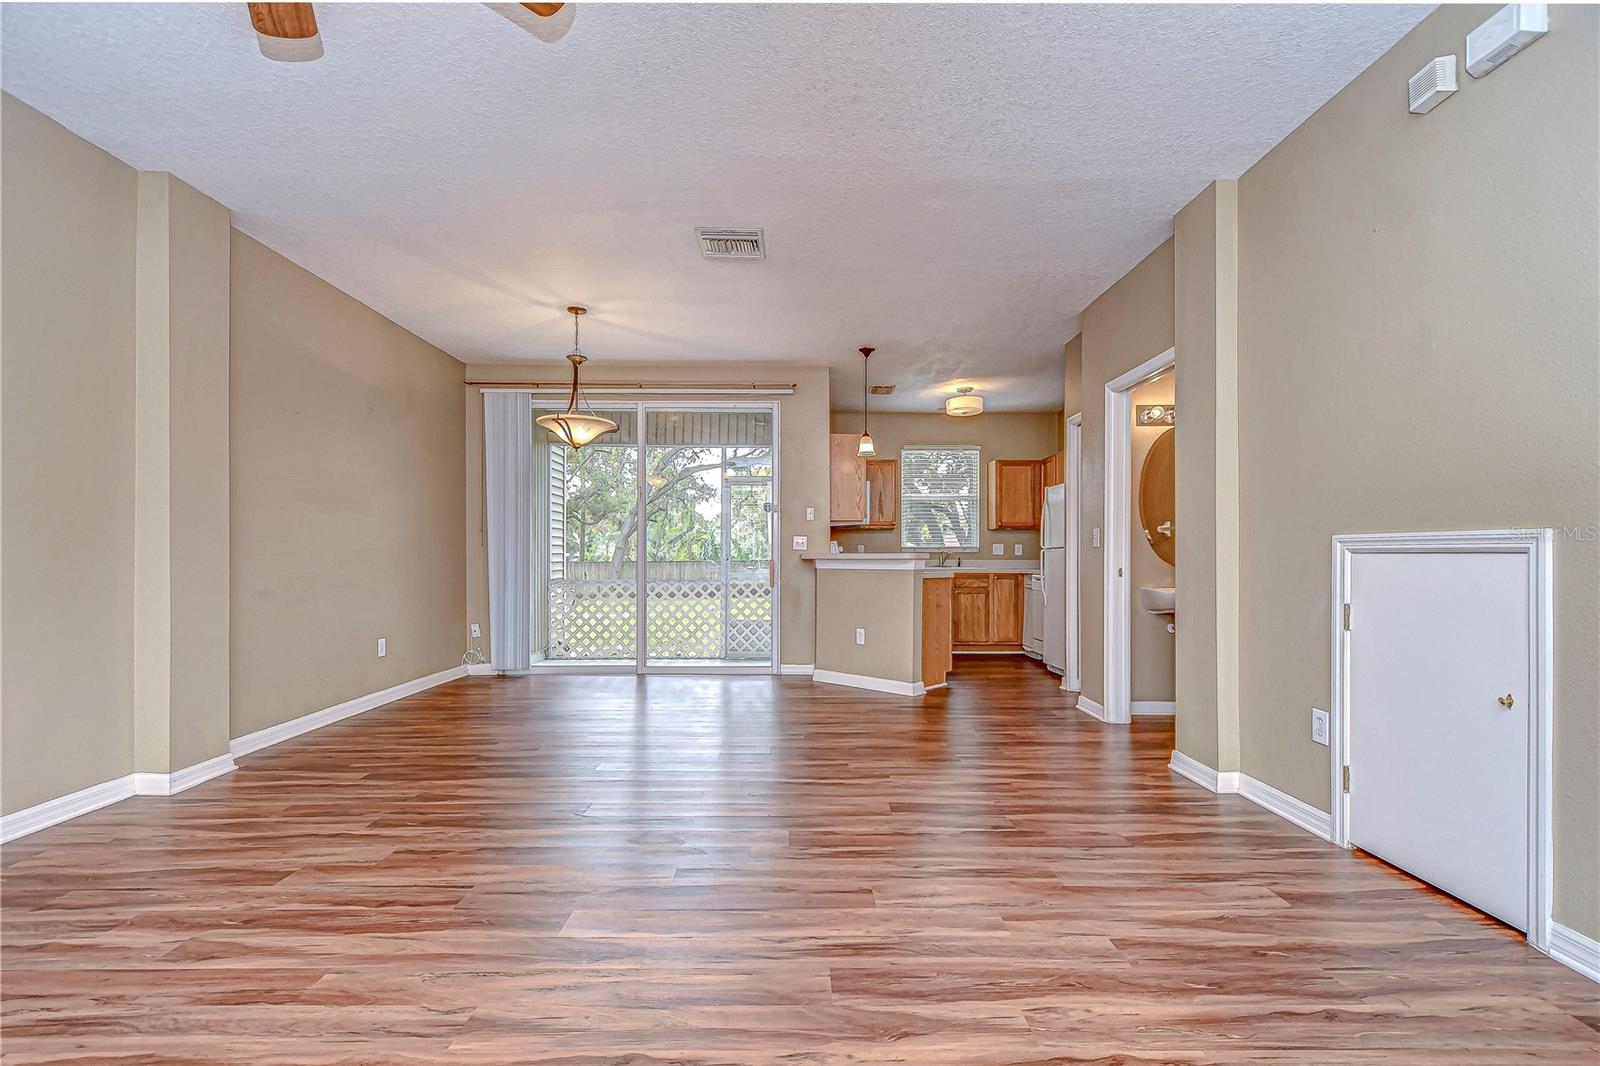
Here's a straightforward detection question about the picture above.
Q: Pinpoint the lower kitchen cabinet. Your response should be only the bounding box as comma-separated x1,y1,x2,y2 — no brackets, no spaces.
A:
951,572,1026,650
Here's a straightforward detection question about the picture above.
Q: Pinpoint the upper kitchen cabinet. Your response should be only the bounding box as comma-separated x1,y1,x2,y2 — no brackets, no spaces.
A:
988,459,1041,530
1041,450,1064,488
829,433,866,523
862,458,898,529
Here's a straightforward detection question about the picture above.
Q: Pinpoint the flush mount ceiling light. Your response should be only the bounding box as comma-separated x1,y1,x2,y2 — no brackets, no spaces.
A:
1136,404,1176,427
856,346,877,457
945,386,984,418
536,306,618,449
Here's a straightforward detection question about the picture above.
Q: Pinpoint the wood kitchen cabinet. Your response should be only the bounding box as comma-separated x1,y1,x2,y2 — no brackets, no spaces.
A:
952,576,992,645
861,458,898,529
921,575,953,688
1041,451,1064,488
829,433,866,523
951,572,1026,650
988,459,1042,530
990,574,1024,644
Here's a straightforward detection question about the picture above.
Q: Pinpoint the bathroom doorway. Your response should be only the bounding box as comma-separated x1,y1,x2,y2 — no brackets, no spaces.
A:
1102,347,1175,724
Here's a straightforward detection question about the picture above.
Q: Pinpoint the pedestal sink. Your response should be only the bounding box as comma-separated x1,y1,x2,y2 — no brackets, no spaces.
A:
1138,586,1176,616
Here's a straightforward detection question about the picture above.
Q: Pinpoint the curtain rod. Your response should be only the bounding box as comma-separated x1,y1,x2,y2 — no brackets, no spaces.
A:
466,381,797,395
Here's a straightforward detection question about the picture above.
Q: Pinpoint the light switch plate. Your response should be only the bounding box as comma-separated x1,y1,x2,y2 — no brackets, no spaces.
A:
805,507,816,522
855,628,866,645
470,623,481,639
992,543,1004,556
1014,544,1023,556
1311,708,1330,746
792,535,808,551
1092,527,1102,548
377,637,387,658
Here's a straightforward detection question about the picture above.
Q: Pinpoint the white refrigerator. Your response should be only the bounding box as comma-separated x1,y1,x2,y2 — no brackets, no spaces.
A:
1041,484,1067,675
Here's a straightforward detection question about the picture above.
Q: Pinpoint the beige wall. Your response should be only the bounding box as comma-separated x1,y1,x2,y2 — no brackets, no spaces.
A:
1,95,139,813
828,411,1062,558
1234,4,1599,937
464,363,831,668
1129,371,1175,702
132,172,233,775
1074,238,1176,708
813,569,922,684
230,232,466,739
1172,180,1242,772
1064,334,1083,419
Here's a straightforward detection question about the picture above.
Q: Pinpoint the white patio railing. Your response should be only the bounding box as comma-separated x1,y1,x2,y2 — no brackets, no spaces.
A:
546,568,772,661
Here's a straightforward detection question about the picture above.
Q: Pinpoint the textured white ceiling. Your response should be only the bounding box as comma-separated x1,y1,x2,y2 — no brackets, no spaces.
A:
1,3,1428,412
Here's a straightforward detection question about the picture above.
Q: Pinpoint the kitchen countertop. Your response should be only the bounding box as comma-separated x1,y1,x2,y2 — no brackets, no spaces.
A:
802,551,1037,574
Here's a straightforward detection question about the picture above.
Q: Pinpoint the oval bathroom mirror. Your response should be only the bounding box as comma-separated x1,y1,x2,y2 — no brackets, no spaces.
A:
1139,428,1175,566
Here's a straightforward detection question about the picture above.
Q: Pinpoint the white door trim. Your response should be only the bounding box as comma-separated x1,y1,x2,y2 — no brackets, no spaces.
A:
1102,347,1175,725
1331,528,1553,953
1064,413,1083,693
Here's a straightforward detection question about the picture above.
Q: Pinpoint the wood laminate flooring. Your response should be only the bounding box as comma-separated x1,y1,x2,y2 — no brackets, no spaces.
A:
2,657,1595,1063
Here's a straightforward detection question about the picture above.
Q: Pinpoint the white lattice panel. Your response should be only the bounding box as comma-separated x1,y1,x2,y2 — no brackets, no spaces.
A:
548,579,635,660
646,581,723,659
547,578,772,662
725,580,773,659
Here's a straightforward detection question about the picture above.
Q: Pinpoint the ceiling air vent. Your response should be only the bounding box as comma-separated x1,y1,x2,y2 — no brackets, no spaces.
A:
696,227,765,260
870,385,895,395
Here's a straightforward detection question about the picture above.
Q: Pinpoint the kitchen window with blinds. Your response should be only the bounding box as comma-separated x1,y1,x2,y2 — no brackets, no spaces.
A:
900,445,980,551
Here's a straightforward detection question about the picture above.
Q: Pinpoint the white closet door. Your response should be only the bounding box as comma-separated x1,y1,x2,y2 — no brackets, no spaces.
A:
1347,550,1531,930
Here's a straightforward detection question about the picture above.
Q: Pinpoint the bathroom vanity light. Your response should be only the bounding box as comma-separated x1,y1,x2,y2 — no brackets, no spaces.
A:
1136,404,1175,427
945,386,984,418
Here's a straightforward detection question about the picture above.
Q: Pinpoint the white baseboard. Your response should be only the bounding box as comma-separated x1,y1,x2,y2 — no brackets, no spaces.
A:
1,751,238,844
1237,773,1332,841
131,753,237,798
811,668,925,697
230,664,467,758
465,663,496,676
1130,700,1176,716
779,663,815,676
1547,921,1600,983
1,775,136,844
1076,695,1107,722
1167,751,1331,841
1168,749,1223,791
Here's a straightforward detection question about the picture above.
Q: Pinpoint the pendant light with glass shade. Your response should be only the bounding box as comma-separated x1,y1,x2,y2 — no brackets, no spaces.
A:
536,306,618,449
856,346,877,457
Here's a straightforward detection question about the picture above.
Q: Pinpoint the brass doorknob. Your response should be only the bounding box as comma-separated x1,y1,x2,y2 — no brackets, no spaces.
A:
1498,693,1515,708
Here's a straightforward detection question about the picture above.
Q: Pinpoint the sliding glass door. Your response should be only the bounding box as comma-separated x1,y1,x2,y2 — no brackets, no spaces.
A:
539,407,638,665
534,402,777,672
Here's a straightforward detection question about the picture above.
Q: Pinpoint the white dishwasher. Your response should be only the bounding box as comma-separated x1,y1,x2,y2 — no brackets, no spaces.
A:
1023,573,1044,658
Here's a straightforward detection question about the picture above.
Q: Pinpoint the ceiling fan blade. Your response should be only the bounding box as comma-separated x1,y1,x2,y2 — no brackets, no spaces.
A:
247,3,324,62
487,2,575,43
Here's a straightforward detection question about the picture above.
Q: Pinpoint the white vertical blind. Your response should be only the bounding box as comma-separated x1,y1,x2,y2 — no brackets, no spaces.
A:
484,393,532,671
900,445,981,550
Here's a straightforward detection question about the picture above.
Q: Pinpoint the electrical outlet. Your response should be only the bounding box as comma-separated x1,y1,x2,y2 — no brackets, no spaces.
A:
855,628,866,646
1092,527,1102,548
992,543,1004,556
377,637,387,658
805,506,816,522
1311,708,1330,746
792,535,808,551
470,623,481,639
1014,543,1023,557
